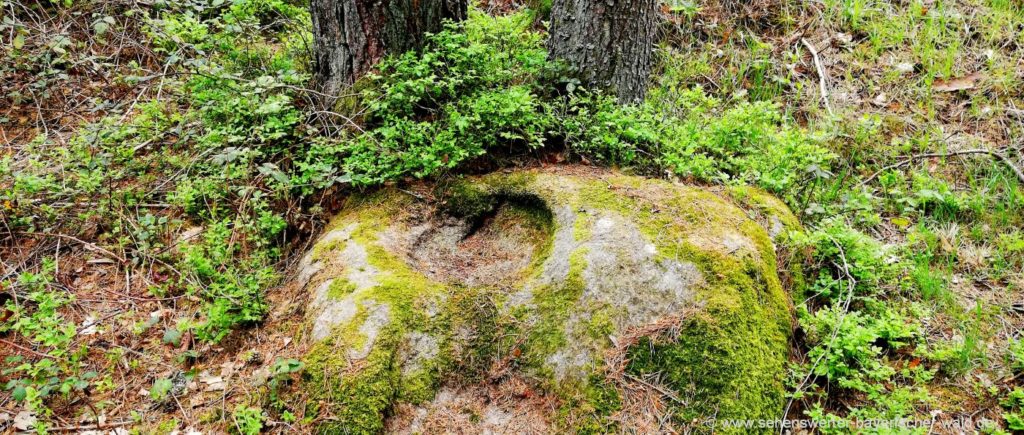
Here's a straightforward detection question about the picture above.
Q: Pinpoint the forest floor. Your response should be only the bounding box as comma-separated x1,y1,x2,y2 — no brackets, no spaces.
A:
2,0,1023,433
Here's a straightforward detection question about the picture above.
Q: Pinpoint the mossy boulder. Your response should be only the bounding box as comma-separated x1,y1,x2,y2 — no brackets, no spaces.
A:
295,167,795,433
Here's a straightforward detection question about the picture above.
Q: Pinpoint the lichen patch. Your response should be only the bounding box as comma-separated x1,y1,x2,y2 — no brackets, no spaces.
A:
400,331,441,376
352,301,391,360
542,211,705,380
581,212,703,328
305,223,386,342
308,280,359,342
342,235,379,291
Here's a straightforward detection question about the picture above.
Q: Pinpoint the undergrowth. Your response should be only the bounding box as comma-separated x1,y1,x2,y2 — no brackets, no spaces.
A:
339,10,835,205
3,0,314,428
2,0,1023,432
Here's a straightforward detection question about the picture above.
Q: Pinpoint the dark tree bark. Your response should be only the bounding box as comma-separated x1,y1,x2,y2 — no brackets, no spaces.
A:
546,0,660,103
310,0,467,97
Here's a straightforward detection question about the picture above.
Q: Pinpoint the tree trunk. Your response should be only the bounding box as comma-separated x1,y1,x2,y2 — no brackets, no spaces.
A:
310,0,467,97
546,0,660,103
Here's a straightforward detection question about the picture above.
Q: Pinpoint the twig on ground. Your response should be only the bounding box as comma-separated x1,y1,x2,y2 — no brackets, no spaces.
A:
859,148,1024,187
0,338,52,359
48,420,133,432
802,38,833,117
19,232,127,264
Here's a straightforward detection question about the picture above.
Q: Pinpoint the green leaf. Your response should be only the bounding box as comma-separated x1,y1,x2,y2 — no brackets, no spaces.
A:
1005,412,1024,431
162,328,182,346
12,385,26,401
257,163,290,185
150,378,173,401
12,34,24,50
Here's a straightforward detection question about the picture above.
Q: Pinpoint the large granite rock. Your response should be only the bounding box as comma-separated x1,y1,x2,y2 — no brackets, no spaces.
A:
295,167,798,433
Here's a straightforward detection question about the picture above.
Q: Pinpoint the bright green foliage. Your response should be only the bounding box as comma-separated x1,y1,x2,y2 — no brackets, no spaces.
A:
790,219,899,301
4,0,1024,431
1,260,92,430
1003,389,1024,432
339,10,833,199
994,231,1024,275
365,11,547,119
1,261,74,351
920,303,989,375
180,219,275,341
560,93,663,165
798,304,921,389
146,12,210,53
1009,340,1024,373
232,406,265,435
97,0,309,340
344,11,553,184
267,357,304,401
1,1,315,425
655,95,835,197
786,220,941,430
150,378,174,402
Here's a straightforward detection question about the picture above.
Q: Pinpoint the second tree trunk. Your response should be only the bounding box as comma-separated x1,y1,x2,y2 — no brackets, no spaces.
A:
310,0,467,98
547,0,660,103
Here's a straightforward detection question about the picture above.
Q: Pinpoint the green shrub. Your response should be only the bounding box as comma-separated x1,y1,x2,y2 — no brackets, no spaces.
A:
659,98,835,198
791,219,899,301
345,86,556,184
178,218,277,341
1003,388,1024,432
561,92,664,165
347,26,832,197
1,260,94,431
232,406,265,435
343,10,553,184
787,219,940,429
911,173,964,219
798,304,920,387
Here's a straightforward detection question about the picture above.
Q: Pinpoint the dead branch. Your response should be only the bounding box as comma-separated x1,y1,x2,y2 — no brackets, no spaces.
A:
802,38,833,116
0,338,52,359
19,232,127,264
859,148,1024,187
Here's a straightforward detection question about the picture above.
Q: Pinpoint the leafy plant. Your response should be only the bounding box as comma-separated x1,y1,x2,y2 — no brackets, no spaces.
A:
1009,339,1024,373
798,303,921,388
232,406,265,435
266,357,304,408
1003,388,1024,432
342,11,555,185
150,378,174,402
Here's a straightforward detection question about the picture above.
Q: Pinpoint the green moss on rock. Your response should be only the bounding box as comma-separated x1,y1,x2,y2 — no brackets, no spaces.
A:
305,326,402,434
301,193,454,433
729,184,802,234
326,279,357,298
729,184,810,309
296,167,798,433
